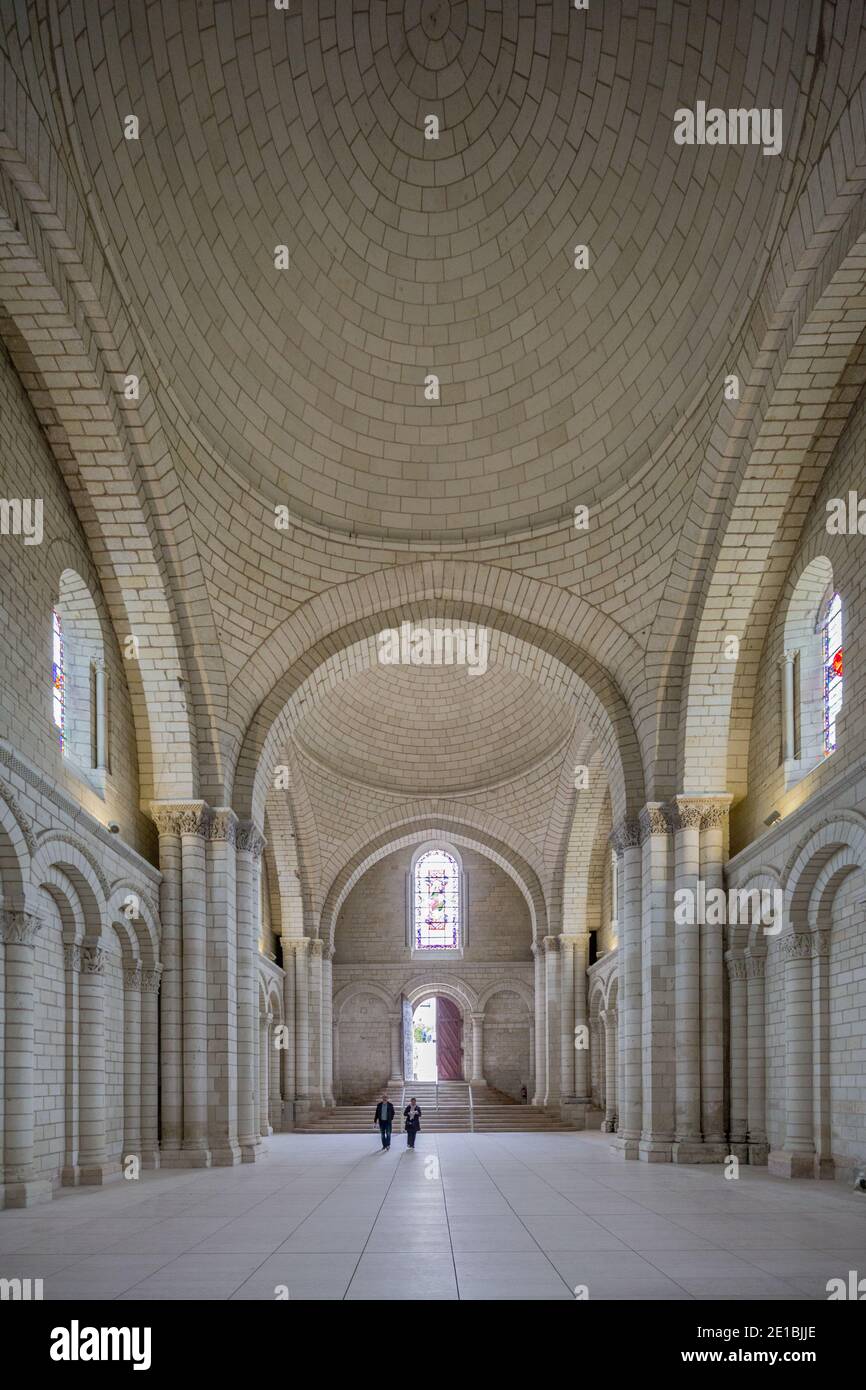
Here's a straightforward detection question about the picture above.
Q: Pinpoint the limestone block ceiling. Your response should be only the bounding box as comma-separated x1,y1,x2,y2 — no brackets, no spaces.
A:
45,0,797,543
292,661,576,795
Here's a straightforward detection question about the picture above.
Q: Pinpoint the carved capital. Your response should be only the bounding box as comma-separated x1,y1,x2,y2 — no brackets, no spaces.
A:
744,953,766,980
208,809,238,845
780,931,828,962
609,817,641,853
543,934,560,953
725,955,748,982
64,942,83,973
672,797,705,831
141,965,163,994
309,938,324,959
237,821,267,859
82,946,107,975
124,963,143,991
639,803,671,842
150,801,210,838
0,909,43,946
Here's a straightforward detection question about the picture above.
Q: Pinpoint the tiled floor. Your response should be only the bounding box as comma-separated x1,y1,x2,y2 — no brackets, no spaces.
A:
2,1130,865,1300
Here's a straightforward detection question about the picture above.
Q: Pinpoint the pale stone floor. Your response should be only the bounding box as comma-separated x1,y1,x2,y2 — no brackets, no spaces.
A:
2,1130,865,1300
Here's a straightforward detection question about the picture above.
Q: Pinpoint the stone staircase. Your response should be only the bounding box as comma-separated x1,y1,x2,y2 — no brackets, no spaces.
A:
293,1081,575,1133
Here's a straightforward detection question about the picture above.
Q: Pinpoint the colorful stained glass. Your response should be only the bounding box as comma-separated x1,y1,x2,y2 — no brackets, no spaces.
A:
823,591,843,754
52,608,65,749
414,849,459,950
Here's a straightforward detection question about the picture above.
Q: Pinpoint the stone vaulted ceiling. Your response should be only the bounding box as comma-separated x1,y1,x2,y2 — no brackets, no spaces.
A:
40,0,804,543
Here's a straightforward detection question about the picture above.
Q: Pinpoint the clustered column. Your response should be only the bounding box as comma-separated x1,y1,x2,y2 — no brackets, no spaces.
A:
1,910,49,1207
610,820,641,1158
236,821,265,1161
600,1007,618,1132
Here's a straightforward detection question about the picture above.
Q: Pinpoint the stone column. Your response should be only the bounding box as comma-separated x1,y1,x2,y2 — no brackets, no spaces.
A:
294,939,311,1110
389,1013,404,1083
208,809,240,1165
259,1011,272,1136
140,967,161,1168
150,806,184,1160
531,941,546,1105
671,798,702,1162
237,823,266,1160
638,806,674,1162
769,933,820,1178
122,963,143,1164
572,933,590,1109
611,822,642,1158
180,804,210,1163
309,939,324,1106
78,945,107,1185
1,910,49,1206
269,1021,282,1131
559,936,575,1101
699,797,731,1158
94,656,108,771
812,928,833,1178
543,935,560,1104
280,936,297,1125
781,650,797,761
321,947,335,1106
726,954,748,1161
600,1008,618,1132
745,951,768,1164
61,941,82,1186
470,1012,485,1084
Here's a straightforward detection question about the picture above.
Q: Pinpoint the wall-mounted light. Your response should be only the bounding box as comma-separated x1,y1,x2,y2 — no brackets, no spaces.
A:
107,821,121,834
764,810,781,828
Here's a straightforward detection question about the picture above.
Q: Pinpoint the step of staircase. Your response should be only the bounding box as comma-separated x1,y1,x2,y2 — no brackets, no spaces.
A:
293,1079,576,1133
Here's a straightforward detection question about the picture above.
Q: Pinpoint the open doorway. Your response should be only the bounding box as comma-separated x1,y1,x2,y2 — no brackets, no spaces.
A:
411,995,464,1081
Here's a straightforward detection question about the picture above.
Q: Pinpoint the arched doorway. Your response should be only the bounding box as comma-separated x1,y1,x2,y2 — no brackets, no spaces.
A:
411,994,464,1081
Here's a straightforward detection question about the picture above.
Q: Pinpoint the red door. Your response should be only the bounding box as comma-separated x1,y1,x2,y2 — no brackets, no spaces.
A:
436,996,463,1080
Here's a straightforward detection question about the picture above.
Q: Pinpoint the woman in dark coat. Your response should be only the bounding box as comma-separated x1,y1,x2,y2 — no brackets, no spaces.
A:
403,1097,422,1148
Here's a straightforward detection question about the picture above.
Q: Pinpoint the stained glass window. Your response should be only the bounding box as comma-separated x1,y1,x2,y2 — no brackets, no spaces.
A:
52,608,65,749
414,849,459,950
822,591,843,754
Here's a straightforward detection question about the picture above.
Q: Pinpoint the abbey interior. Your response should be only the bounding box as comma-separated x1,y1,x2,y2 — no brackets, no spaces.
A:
1,0,866,1310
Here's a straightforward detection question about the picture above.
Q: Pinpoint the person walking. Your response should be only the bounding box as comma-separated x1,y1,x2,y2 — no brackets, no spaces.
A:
374,1093,394,1150
403,1096,422,1149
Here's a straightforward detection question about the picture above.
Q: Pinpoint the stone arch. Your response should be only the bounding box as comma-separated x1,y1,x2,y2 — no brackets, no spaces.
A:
783,815,866,932
476,978,534,1013
104,883,160,970
31,835,107,945
229,561,647,828
403,976,478,1016
725,867,783,955
0,218,199,802
333,980,397,1020
679,237,866,798
322,814,546,952
0,781,32,908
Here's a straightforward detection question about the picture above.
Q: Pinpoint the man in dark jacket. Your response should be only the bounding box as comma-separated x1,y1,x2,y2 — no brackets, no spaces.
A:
403,1097,422,1149
374,1093,394,1150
